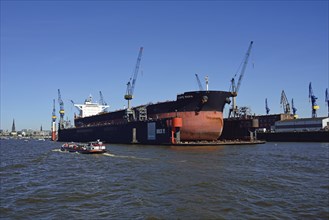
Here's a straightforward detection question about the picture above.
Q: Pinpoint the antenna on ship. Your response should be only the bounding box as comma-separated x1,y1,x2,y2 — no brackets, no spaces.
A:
205,76,209,91
124,47,144,121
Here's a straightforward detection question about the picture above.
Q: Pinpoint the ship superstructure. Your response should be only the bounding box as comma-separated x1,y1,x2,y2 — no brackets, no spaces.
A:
74,95,109,118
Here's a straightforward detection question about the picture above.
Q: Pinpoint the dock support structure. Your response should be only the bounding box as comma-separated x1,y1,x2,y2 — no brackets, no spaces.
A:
171,117,183,144
51,121,56,141
132,128,137,143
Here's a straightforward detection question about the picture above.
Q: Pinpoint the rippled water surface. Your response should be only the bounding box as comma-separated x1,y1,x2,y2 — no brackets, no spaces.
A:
1,139,328,219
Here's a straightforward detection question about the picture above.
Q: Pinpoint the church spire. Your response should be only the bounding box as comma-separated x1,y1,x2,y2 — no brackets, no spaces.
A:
12,119,16,132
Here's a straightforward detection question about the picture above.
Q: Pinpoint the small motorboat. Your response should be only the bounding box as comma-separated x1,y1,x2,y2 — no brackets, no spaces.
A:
61,140,107,154
61,142,80,152
79,140,107,154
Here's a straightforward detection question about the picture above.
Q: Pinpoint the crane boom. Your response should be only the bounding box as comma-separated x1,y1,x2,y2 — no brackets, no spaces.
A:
236,41,253,94
265,98,270,115
280,90,291,114
291,98,298,118
195,74,204,91
131,47,143,95
99,91,107,105
291,98,297,115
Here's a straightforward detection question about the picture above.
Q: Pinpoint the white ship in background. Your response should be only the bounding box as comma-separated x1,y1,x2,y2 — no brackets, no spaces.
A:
73,94,109,118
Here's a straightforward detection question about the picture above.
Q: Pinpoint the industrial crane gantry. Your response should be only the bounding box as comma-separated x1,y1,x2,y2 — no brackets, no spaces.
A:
291,98,298,119
280,90,291,114
228,41,253,118
99,91,107,106
58,89,65,129
124,47,143,121
125,47,143,108
309,82,319,118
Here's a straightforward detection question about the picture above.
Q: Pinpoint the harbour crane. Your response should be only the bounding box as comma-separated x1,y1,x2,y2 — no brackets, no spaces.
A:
325,89,329,117
280,90,291,114
124,47,143,109
265,98,270,115
99,91,107,105
309,82,319,118
58,89,65,129
51,99,57,141
195,74,204,91
291,98,298,118
228,41,253,118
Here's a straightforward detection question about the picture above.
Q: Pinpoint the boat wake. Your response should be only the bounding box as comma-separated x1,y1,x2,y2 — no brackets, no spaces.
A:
103,153,150,160
52,149,150,160
52,149,78,153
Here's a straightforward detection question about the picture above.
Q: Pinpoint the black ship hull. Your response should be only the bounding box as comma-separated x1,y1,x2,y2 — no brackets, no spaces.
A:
58,91,233,144
58,118,175,144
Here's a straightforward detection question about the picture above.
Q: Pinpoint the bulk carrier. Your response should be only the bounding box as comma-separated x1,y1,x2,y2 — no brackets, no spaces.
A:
57,90,233,144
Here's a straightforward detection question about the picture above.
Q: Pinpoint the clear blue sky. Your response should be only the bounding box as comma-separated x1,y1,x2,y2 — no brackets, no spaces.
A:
1,0,328,131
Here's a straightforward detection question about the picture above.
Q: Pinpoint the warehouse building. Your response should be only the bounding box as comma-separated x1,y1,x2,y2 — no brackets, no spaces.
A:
274,117,329,132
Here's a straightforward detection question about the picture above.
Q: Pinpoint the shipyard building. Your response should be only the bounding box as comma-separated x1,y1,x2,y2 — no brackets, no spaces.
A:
274,117,329,132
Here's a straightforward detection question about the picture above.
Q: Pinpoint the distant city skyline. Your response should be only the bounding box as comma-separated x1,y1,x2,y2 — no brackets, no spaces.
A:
1,1,328,130
0,118,48,132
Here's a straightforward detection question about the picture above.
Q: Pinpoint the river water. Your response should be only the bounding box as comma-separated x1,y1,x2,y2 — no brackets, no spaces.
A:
0,139,328,219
